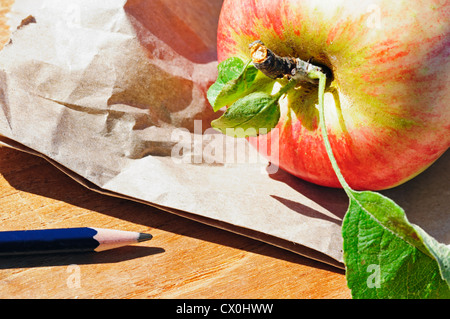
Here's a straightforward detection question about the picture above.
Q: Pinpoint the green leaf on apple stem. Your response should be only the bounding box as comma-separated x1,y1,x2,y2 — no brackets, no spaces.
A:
210,91,281,137
207,57,259,112
211,75,298,138
313,70,450,299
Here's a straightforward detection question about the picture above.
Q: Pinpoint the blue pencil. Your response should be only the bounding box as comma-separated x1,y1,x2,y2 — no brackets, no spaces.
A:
0,227,152,256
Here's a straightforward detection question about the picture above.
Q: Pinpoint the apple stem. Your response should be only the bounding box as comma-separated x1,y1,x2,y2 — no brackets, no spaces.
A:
249,40,328,85
309,70,351,193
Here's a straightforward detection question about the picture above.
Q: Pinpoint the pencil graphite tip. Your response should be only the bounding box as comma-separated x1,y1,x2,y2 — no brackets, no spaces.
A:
138,232,153,242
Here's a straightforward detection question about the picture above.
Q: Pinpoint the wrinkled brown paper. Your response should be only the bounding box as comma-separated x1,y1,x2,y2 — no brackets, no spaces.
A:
0,0,448,269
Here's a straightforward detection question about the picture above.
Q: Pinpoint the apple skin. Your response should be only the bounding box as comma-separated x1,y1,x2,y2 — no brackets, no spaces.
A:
216,0,450,190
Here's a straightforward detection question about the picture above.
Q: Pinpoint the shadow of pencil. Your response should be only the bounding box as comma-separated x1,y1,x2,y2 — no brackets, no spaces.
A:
0,246,165,269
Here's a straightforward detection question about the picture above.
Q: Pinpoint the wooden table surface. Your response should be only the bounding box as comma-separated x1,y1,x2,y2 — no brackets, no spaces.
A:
0,145,351,299
0,0,350,299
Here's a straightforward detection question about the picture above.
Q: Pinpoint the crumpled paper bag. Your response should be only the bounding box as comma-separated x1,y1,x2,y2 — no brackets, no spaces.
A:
0,0,448,269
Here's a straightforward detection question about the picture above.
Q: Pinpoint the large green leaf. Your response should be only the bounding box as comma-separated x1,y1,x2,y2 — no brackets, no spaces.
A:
342,190,450,299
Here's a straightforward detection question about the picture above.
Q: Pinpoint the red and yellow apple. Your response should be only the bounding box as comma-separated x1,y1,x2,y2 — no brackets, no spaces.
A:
216,0,450,190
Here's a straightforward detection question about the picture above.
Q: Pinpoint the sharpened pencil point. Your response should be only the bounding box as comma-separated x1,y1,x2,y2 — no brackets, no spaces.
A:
138,233,153,242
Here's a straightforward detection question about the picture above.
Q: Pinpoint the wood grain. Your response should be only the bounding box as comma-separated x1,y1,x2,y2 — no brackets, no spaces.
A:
0,0,350,299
